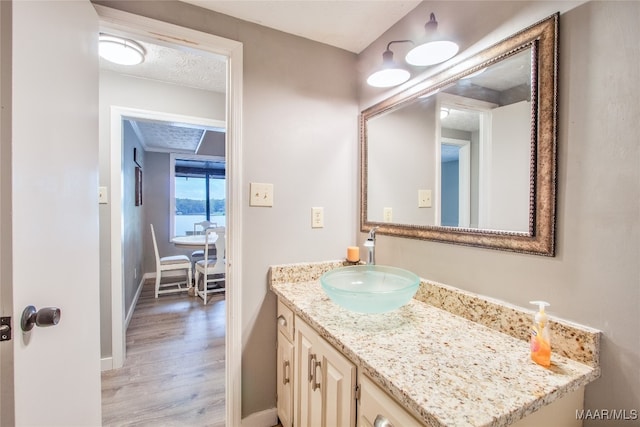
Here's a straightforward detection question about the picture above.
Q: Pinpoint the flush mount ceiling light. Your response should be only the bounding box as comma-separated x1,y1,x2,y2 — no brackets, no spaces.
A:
405,13,459,67
99,34,145,66
366,40,412,88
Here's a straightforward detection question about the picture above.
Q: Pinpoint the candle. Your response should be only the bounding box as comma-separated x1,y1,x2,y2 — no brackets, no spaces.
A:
347,246,360,262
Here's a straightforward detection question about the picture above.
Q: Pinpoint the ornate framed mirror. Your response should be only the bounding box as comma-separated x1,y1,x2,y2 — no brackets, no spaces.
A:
361,13,558,256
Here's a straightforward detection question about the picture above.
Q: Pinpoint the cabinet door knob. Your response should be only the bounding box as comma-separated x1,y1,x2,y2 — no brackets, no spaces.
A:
374,414,394,427
277,315,287,327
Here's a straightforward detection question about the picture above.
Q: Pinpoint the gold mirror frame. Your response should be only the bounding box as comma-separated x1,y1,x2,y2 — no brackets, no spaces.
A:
360,13,558,256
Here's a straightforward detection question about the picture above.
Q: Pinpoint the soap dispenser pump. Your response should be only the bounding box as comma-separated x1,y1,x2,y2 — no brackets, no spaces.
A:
529,300,551,367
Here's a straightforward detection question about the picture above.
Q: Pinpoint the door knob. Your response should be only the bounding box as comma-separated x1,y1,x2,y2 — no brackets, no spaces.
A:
21,305,61,332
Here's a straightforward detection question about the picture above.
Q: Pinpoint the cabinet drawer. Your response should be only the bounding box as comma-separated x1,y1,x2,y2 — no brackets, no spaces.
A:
358,374,423,427
277,299,295,342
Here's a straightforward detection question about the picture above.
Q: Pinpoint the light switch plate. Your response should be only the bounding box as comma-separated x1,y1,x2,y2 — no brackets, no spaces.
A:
99,186,108,204
250,182,274,207
418,189,432,208
311,207,324,228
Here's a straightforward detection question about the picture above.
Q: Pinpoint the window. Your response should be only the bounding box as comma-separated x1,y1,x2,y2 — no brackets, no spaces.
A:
171,155,226,237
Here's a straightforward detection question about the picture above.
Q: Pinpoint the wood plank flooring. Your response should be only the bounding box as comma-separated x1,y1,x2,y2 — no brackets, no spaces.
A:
102,281,226,426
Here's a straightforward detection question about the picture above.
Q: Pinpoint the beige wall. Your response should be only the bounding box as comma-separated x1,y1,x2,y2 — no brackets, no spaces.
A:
94,0,359,417
359,1,639,421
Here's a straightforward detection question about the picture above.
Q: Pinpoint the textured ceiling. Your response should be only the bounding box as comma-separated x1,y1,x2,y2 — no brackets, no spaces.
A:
101,37,227,153
99,38,227,93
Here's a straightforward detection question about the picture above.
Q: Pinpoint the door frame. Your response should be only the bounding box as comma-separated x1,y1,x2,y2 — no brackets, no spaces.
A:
95,6,243,426
108,107,226,368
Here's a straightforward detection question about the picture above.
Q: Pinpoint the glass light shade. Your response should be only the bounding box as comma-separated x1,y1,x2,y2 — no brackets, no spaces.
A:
367,68,410,88
405,40,459,66
99,35,145,66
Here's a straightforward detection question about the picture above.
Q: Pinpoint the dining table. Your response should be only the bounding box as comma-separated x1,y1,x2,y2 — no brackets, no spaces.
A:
171,233,218,249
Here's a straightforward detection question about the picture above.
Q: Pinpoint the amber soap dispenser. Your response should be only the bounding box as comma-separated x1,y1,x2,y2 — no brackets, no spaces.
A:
530,301,551,367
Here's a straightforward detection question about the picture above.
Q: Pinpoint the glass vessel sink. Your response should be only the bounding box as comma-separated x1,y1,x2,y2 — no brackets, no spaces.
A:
320,265,420,313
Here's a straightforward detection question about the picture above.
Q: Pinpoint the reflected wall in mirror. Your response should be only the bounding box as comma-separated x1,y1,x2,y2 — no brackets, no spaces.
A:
361,14,558,256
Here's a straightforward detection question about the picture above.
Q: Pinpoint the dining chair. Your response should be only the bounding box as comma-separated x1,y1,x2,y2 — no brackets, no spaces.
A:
194,227,226,305
193,220,214,236
150,223,193,298
191,220,217,271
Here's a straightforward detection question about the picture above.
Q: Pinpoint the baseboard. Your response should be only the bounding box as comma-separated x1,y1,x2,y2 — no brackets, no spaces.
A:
124,274,149,330
241,408,278,427
101,357,113,372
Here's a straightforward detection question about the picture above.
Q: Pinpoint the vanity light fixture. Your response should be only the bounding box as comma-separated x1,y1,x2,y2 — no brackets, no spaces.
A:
366,40,413,88
99,34,146,66
405,13,459,66
367,13,458,88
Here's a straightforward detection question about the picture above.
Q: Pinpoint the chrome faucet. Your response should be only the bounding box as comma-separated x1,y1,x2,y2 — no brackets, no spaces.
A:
364,226,379,265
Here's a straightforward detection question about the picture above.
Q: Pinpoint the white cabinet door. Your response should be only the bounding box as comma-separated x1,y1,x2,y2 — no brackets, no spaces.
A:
277,331,294,427
294,316,355,427
318,337,356,427
295,320,323,427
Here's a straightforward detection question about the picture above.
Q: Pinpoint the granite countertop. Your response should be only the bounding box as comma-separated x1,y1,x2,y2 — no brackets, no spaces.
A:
270,262,600,427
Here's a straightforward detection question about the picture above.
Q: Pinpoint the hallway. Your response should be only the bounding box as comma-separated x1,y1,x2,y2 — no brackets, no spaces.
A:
101,282,225,426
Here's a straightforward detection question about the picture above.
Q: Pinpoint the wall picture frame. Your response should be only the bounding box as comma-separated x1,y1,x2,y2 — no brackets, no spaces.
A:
135,166,143,206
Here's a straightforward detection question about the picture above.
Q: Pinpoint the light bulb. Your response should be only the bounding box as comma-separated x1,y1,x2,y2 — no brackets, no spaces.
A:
367,68,411,88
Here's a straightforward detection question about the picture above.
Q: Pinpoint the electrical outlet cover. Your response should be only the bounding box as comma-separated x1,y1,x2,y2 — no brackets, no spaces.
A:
312,207,324,228
383,207,393,222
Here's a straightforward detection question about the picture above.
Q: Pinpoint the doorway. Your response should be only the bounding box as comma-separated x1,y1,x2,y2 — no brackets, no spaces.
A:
96,6,243,425
440,137,471,228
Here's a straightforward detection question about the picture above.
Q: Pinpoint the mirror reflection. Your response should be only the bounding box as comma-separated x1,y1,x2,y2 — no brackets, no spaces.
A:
367,49,532,233
361,13,558,256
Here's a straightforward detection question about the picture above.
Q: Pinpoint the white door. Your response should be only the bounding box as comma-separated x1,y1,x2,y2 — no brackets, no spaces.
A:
1,1,102,425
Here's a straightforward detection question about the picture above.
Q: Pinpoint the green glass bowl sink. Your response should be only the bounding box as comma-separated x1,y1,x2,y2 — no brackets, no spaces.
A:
320,265,420,313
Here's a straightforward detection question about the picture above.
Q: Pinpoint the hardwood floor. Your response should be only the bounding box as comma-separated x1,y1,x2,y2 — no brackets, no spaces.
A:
102,281,226,426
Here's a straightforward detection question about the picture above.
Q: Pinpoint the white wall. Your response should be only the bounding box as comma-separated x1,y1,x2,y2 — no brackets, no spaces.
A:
358,1,640,422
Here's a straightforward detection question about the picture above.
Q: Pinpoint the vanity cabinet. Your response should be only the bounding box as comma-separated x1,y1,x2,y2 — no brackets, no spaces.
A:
293,316,357,427
276,296,586,427
357,373,423,427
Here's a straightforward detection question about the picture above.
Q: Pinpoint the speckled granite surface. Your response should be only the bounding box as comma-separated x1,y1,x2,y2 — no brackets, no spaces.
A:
269,261,601,427
414,280,601,368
